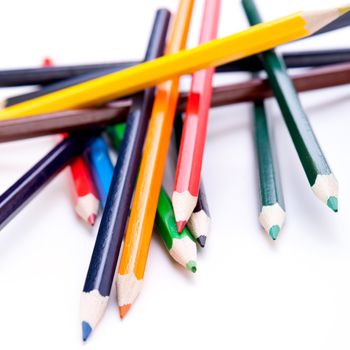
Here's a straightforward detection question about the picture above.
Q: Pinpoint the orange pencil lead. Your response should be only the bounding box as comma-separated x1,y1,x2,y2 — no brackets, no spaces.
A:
119,304,131,319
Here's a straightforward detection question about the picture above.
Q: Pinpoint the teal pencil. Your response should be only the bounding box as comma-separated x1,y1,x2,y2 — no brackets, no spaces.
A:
253,99,285,240
242,0,339,212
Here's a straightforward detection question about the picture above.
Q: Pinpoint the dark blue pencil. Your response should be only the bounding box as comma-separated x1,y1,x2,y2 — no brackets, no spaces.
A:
80,9,170,342
85,137,114,207
0,132,96,231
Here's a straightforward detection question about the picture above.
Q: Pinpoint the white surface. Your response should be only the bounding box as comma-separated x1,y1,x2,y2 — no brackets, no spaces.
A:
0,0,349,349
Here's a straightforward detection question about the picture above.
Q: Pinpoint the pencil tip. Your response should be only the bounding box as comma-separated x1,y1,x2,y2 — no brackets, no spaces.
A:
176,220,186,233
119,304,131,319
87,214,97,226
269,225,280,240
327,196,338,212
82,321,92,342
186,260,197,273
196,235,207,248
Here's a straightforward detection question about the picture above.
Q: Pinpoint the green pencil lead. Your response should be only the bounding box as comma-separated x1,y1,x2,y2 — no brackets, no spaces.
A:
269,225,280,240
186,261,197,273
327,196,338,212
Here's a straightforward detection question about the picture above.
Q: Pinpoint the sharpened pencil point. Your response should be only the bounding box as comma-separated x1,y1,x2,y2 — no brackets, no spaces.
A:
269,225,281,240
87,214,97,226
82,321,92,342
119,304,131,319
327,196,338,212
176,220,186,233
186,260,197,273
196,235,207,248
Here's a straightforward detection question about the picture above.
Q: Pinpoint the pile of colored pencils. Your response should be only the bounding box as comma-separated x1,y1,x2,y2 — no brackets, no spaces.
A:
0,0,349,342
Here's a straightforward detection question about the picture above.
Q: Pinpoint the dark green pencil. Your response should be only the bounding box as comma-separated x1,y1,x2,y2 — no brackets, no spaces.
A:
242,0,338,212
253,99,285,240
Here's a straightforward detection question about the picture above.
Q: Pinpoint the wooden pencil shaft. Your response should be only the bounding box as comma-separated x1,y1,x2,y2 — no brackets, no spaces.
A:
0,62,137,87
0,61,347,143
173,114,210,216
243,0,332,184
117,0,194,290
84,137,114,207
5,67,132,107
2,7,347,120
2,45,350,87
5,48,350,107
83,9,170,296
254,100,284,208
0,105,129,143
0,133,95,231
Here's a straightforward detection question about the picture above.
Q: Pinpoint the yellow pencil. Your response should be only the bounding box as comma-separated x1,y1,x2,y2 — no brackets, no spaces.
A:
0,5,349,120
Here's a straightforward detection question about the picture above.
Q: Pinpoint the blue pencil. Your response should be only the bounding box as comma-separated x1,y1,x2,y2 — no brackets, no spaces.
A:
80,9,170,342
85,137,114,207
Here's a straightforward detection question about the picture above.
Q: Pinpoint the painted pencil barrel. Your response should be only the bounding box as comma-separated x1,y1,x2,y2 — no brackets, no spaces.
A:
242,0,338,211
2,46,350,89
253,100,285,240
156,188,197,272
1,6,348,119
85,137,114,207
80,9,171,341
0,133,94,230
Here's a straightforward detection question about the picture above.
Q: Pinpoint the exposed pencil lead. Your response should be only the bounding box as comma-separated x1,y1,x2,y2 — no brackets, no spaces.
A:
327,196,338,212
196,235,207,248
87,214,97,226
119,304,131,319
269,225,281,240
186,260,197,273
82,321,92,342
176,220,187,233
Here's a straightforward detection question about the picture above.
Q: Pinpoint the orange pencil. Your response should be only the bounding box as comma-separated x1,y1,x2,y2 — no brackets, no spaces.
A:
116,0,194,318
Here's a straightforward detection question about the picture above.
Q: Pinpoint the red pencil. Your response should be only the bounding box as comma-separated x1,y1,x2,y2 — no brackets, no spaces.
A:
172,0,221,232
40,59,99,226
69,156,99,225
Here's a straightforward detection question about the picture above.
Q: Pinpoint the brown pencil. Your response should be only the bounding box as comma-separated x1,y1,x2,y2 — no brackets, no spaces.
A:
0,101,130,143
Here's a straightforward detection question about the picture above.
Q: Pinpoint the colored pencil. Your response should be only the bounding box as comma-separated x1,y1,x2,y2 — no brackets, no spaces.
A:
1,48,350,89
5,48,350,107
172,0,220,232
4,66,136,107
0,5,348,120
0,61,348,144
184,61,350,108
242,0,338,211
187,183,211,247
84,137,114,207
80,9,170,341
155,188,197,272
0,132,97,230
69,155,99,226
0,103,130,143
43,59,100,226
109,121,198,271
253,99,285,240
0,62,137,87
173,114,210,247
116,0,194,319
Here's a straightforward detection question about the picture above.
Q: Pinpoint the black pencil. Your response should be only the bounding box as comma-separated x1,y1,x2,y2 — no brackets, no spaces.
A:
0,132,96,231
80,9,170,341
1,47,350,94
173,114,211,248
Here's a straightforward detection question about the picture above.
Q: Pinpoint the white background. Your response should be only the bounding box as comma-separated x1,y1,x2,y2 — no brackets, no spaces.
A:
0,0,349,349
